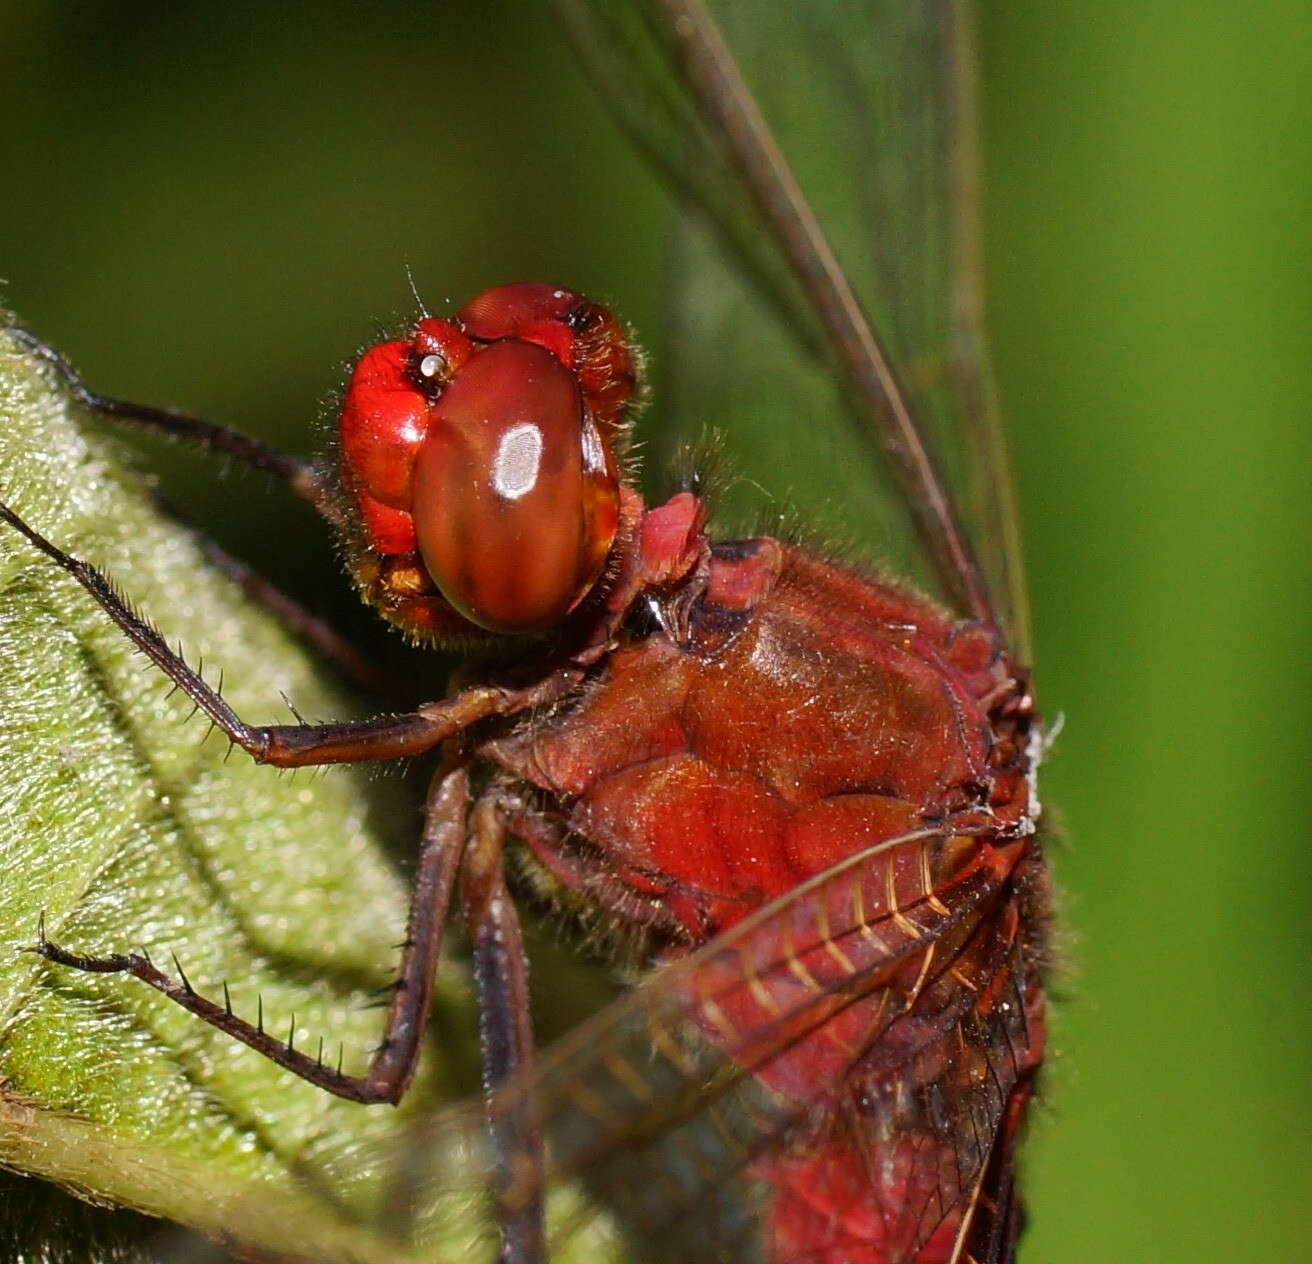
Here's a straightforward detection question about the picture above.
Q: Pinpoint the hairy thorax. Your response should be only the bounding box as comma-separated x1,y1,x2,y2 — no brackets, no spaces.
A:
487,538,1032,944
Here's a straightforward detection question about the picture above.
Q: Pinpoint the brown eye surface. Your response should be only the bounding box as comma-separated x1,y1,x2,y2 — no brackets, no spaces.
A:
410,339,619,634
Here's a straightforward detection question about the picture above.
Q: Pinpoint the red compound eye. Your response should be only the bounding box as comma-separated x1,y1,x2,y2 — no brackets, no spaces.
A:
457,282,581,348
411,338,619,634
338,319,473,520
459,283,637,436
337,285,632,638
339,339,427,513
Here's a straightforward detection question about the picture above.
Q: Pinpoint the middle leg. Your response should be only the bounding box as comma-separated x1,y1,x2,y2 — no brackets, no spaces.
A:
462,788,545,1264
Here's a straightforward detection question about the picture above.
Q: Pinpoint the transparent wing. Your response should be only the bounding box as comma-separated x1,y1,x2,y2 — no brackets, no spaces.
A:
557,0,1031,655
326,830,1037,1263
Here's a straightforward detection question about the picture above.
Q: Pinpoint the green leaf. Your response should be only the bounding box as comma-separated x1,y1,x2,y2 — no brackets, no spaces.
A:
0,321,478,1259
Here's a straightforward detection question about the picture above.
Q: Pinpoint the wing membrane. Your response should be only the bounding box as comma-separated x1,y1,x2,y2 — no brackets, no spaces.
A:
556,0,1030,652
341,830,1034,1262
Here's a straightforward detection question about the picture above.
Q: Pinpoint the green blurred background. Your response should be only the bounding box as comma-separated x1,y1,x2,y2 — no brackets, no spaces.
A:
1,2,1308,1260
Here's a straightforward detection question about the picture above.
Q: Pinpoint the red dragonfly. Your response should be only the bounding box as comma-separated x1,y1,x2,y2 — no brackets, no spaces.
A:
0,3,1048,1261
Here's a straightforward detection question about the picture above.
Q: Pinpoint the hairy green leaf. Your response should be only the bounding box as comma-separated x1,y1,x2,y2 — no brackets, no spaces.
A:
0,321,480,1260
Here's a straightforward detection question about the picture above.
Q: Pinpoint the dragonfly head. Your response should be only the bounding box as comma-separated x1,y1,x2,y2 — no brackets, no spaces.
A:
334,283,641,644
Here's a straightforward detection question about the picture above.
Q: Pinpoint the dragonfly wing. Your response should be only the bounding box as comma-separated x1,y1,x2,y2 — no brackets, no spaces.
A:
354,829,1038,1263
557,0,1031,650
755,848,1038,1263
948,1052,1037,1264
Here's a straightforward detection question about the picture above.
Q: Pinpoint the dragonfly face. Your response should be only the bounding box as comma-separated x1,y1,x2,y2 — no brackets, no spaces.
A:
334,283,634,639
0,4,1049,1262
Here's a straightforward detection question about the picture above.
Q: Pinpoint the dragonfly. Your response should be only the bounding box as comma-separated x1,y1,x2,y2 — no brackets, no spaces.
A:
0,2,1048,1261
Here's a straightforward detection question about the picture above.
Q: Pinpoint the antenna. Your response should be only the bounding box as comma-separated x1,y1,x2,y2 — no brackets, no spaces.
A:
403,262,430,318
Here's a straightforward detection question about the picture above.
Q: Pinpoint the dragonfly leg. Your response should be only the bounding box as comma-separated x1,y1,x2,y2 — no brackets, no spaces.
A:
463,789,545,1264
32,757,472,1104
0,497,565,765
6,326,329,508
7,328,395,693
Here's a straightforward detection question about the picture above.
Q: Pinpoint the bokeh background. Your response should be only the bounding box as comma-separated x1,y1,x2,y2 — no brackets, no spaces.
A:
1,2,1309,1260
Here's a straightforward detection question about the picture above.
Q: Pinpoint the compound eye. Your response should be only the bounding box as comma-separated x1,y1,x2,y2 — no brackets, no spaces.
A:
338,340,429,514
410,339,619,634
456,283,582,340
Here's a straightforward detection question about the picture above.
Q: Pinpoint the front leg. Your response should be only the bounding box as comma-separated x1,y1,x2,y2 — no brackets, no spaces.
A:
0,497,573,766
7,326,327,510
